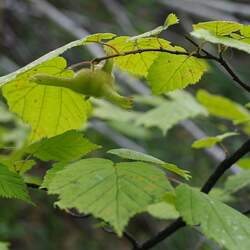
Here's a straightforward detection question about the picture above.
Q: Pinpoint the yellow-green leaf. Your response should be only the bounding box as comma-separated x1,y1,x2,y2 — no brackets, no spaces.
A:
237,158,250,170
3,57,91,142
193,21,242,36
147,53,207,94
106,36,175,76
191,21,250,54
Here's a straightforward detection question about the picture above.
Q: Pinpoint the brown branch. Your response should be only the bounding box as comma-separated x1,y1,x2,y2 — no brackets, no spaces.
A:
79,43,250,93
90,48,215,65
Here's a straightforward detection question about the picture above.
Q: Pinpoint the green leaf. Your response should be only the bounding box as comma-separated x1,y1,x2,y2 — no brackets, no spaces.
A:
129,13,179,41
48,158,172,235
147,191,179,220
197,90,250,124
191,21,250,54
14,159,36,175
3,57,91,142
192,132,238,149
237,158,250,170
41,162,66,189
147,201,179,220
193,21,242,36
176,184,250,250
164,13,179,28
108,148,190,179
136,90,207,133
160,163,191,180
0,163,31,202
192,29,250,54
147,53,207,94
0,242,9,250
26,130,100,162
224,171,250,194
106,36,175,76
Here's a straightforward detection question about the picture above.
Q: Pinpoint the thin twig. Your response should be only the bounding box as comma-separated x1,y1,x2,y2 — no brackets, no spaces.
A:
73,42,250,93
90,48,215,65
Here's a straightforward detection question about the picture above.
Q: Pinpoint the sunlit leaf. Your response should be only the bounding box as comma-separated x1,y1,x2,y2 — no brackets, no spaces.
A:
106,36,175,76
147,52,207,94
3,57,91,142
191,21,250,54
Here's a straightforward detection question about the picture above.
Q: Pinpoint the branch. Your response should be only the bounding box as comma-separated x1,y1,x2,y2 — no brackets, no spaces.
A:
91,48,215,65
89,44,250,93
137,138,250,250
134,218,185,250
201,138,250,193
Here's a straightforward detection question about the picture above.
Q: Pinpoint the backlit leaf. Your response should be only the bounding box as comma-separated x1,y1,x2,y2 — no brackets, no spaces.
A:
106,36,175,76
3,57,91,142
147,52,207,94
